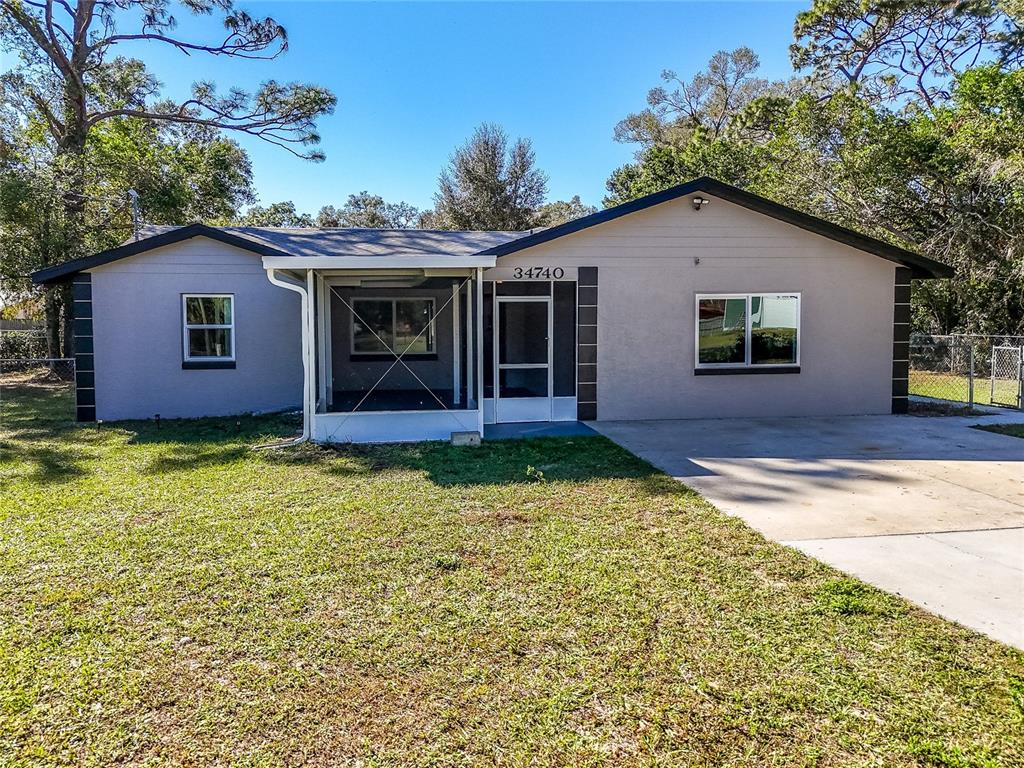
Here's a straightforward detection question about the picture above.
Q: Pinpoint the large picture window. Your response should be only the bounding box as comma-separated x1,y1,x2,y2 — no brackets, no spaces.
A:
182,294,234,361
696,293,799,368
352,298,435,355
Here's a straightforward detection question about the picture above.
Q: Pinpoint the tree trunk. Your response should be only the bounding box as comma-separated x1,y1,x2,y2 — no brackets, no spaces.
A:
61,283,74,360
43,286,62,361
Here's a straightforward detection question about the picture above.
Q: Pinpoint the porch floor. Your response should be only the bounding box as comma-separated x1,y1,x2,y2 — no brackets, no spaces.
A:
484,421,597,440
329,389,461,412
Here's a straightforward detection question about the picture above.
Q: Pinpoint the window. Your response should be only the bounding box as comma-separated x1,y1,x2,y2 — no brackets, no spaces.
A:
352,298,435,355
696,294,799,368
183,294,234,361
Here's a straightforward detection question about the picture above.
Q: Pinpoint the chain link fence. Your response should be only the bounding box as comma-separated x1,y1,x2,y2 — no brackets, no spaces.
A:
0,358,76,379
1,330,76,380
910,334,1024,409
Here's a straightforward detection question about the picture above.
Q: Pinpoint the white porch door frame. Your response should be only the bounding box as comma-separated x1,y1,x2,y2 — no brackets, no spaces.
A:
493,294,553,423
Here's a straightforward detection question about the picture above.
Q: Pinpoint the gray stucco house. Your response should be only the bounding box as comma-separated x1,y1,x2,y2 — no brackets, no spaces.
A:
32,177,950,443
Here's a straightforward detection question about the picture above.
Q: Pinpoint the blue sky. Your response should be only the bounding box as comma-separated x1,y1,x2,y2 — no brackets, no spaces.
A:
121,1,806,213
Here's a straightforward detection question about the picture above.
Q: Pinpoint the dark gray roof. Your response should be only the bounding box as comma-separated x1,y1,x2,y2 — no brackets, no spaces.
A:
33,224,528,283
138,224,524,259
31,176,952,284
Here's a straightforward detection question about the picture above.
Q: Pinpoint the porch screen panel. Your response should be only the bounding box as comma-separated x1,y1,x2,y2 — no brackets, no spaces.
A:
553,281,577,397
483,284,494,398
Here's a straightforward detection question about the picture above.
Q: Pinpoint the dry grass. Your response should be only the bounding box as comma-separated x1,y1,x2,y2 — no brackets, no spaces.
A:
1,381,1022,767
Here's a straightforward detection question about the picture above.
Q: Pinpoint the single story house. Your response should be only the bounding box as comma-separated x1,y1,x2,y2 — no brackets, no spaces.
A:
32,177,951,443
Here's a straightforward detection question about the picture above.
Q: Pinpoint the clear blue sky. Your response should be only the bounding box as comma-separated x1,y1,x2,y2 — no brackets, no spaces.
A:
122,1,805,213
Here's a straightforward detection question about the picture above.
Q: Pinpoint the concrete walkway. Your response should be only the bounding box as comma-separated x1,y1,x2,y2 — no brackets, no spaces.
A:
593,413,1024,648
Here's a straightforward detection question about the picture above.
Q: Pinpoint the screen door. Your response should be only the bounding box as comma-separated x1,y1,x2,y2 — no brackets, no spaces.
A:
495,296,552,422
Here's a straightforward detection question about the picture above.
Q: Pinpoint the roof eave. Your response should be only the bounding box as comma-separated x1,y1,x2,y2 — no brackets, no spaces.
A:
261,254,496,271
483,177,952,280
30,224,293,285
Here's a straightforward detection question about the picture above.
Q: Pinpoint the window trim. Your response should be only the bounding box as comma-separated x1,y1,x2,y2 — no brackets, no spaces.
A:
182,293,235,363
694,292,801,370
350,296,437,357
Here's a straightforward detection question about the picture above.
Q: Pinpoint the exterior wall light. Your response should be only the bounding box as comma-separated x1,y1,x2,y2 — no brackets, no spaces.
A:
692,197,710,211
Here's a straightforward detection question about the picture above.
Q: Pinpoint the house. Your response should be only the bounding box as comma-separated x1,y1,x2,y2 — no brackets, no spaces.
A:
31,177,951,443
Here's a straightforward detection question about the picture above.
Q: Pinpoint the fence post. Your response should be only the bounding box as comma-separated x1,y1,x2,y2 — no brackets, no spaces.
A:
968,343,975,407
1018,347,1023,410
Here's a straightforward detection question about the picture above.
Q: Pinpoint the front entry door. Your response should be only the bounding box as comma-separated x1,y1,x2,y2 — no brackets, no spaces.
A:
495,297,552,422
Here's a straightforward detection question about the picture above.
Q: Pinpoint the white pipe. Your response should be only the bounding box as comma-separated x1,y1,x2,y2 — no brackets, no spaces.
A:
265,268,311,443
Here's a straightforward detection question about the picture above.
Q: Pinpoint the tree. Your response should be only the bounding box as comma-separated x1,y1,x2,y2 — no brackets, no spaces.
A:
316,191,419,228
432,123,547,230
534,196,597,227
605,74,1024,335
614,48,795,148
791,0,1022,108
0,0,335,354
1,104,256,355
235,200,312,227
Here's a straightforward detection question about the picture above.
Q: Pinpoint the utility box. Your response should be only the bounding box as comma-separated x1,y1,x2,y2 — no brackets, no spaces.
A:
451,431,481,447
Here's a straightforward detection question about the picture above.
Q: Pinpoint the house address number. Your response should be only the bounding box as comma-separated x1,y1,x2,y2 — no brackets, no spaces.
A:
511,266,564,280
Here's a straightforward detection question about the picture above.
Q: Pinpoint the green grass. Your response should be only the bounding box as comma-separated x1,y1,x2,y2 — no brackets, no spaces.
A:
975,423,1024,439
2,377,1023,767
910,370,1021,407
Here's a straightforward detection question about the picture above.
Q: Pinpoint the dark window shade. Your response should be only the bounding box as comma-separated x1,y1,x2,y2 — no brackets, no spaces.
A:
553,281,577,396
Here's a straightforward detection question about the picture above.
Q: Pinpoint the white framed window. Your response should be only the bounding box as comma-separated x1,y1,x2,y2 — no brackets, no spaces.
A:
351,297,435,355
695,293,800,368
182,294,234,361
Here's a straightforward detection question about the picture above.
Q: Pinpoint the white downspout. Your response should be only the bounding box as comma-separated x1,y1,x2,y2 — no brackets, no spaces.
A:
265,268,312,443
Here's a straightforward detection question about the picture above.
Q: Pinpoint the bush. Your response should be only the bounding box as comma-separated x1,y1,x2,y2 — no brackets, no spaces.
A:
0,330,48,359
751,327,796,363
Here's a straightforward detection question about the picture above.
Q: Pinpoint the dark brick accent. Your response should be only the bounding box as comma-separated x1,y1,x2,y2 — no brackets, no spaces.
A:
72,317,93,337
72,273,96,422
577,268,598,420
892,267,911,414
577,286,598,307
577,305,597,326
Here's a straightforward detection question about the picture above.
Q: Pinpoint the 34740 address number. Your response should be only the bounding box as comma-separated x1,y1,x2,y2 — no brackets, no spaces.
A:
511,266,565,280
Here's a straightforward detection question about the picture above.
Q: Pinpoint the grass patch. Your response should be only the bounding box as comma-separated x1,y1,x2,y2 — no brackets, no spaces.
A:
975,423,1024,439
2,380,1023,766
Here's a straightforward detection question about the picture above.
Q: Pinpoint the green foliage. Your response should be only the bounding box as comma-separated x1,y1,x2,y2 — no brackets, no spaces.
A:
533,195,597,227
751,327,797,363
813,579,903,616
316,192,420,228
791,0,1019,107
433,123,548,230
235,201,312,228
608,43,1024,334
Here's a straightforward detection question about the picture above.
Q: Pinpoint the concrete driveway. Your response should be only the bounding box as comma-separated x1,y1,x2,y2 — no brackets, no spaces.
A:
593,413,1024,648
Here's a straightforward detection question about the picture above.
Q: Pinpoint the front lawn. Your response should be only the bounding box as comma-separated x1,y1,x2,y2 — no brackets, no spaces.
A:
1,379,1022,767
976,423,1024,439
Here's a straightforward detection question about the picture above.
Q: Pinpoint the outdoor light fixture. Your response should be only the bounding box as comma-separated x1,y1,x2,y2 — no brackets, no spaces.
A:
692,197,710,211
